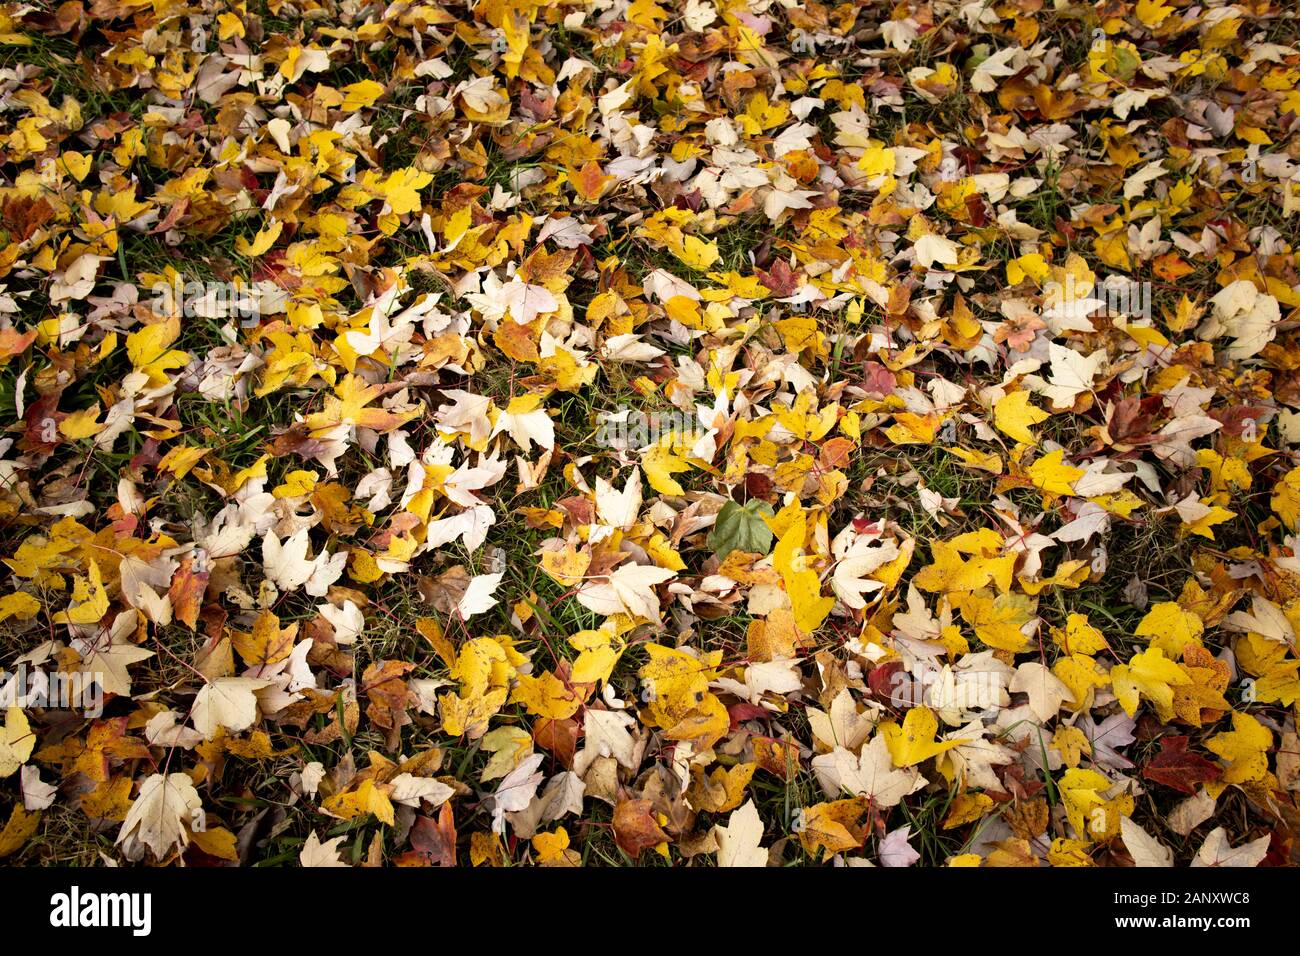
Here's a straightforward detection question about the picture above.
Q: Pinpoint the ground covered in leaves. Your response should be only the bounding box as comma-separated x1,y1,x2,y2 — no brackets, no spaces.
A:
0,0,1299,868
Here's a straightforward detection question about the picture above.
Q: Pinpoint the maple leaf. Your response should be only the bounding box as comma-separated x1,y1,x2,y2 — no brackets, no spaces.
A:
116,773,203,862
1119,817,1173,867
994,390,1050,444
881,707,962,768
323,779,396,827
811,736,925,807
1110,647,1190,718
1026,450,1084,497
300,831,350,867
1190,827,1270,868
233,610,297,668
511,671,581,720
1009,661,1071,722
491,753,545,834
956,589,1037,653
772,512,835,633
708,499,774,561
1058,768,1121,840
713,799,769,868
71,617,154,698
798,799,867,858
0,707,35,778
575,562,675,621
192,677,271,739
1141,736,1223,795
304,374,421,436
612,798,670,858
1205,712,1272,787
879,825,921,867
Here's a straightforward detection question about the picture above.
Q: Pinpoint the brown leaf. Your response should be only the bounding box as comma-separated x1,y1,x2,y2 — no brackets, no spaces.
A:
612,798,670,858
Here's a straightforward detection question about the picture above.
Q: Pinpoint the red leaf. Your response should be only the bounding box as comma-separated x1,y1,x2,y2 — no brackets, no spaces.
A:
1141,736,1222,795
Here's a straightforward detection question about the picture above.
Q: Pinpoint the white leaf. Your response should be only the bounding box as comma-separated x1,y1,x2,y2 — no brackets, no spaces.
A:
1123,160,1166,200
456,572,503,620
1040,343,1105,410
389,773,455,809
713,799,769,867
262,529,345,596
879,824,920,867
300,830,350,867
491,405,555,453
971,46,1020,93
499,276,557,325
144,710,204,750
116,773,203,862
1191,827,1270,867
1053,502,1111,544
425,505,495,553
50,254,110,304
595,468,642,531
191,677,271,739
506,770,586,838
21,765,57,810
914,234,959,269
1009,662,1071,722
318,599,365,645
576,563,676,620
811,737,924,808
807,689,875,752
1169,788,1217,837
1120,816,1173,867
492,752,545,834
73,622,154,698
574,708,640,776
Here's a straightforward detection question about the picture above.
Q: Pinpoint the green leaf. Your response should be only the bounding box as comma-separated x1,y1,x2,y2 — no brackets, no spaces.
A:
707,500,775,561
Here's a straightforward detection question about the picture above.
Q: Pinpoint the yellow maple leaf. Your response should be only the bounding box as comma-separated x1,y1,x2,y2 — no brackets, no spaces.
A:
798,799,866,857
881,706,962,767
532,827,579,866
1110,647,1191,717
569,628,626,685
642,437,691,496
52,559,109,626
0,707,35,778
1136,0,1174,27
955,589,1036,652
322,779,395,826
1135,602,1204,659
0,592,40,624
510,671,580,720
378,167,433,216
1058,768,1132,841
304,374,421,435
234,220,283,257
914,540,1008,594
1052,613,1108,655
1206,711,1272,788
1235,631,1300,707
340,79,385,111
126,317,188,387
772,513,834,634
995,390,1050,444
1271,466,1300,529
1026,450,1083,497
